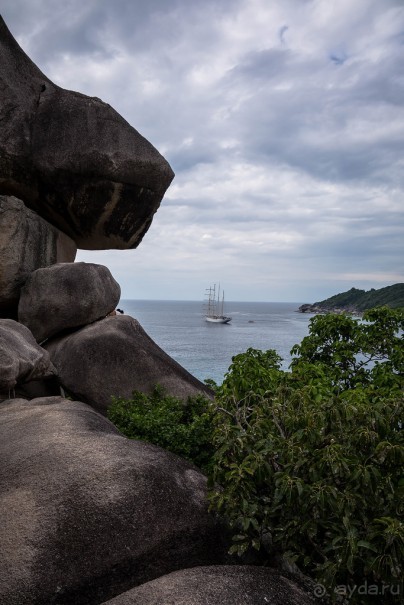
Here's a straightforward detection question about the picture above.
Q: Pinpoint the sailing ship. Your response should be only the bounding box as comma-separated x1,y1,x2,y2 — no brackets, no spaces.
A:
204,284,232,324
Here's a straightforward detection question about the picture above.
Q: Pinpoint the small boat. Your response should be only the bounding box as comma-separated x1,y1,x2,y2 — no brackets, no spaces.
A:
204,284,232,324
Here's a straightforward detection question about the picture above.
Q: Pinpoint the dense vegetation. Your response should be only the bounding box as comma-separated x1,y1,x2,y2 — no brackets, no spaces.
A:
313,283,404,311
108,386,214,473
210,307,403,604
108,307,404,604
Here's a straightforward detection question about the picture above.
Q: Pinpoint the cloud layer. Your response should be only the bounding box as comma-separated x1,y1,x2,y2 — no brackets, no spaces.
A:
2,0,404,301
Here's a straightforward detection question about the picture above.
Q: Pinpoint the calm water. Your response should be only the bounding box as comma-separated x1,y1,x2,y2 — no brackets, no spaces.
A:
120,300,313,385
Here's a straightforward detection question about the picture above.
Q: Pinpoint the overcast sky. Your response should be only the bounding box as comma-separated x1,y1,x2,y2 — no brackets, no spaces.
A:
2,0,404,302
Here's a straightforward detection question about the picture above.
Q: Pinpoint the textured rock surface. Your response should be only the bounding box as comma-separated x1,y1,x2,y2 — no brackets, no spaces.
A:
0,397,229,605
0,195,76,317
45,315,213,415
0,319,55,394
101,565,322,605
0,16,174,250
18,262,121,342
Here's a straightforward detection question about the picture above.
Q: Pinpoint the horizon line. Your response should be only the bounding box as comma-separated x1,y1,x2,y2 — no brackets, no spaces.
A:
119,298,307,304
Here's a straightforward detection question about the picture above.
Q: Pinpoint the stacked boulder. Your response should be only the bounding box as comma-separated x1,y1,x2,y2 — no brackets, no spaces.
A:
18,262,121,342
0,12,207,405
0,15,325,605
1,6,174,316
16,261,213,412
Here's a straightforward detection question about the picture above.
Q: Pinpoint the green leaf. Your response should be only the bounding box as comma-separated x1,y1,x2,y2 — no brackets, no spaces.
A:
357,540,378,553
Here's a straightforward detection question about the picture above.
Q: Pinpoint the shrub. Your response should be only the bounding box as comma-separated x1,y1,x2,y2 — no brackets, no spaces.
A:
108,385,215,473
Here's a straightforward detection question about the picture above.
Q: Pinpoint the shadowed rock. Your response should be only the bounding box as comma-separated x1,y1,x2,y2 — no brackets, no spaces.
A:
0,397,229,605
101,565,323,605
0,319,55,395
18,262,121,342
0,16,174,250
0,195,76,318
44,315,213,415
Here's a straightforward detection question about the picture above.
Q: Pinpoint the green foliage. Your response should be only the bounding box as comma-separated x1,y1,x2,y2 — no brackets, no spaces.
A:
291,307,404,391
108,386,215,473
209,308,404,604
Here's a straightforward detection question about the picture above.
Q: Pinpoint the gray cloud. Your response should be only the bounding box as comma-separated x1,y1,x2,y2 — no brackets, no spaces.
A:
1,0,403,301
279,25,289,45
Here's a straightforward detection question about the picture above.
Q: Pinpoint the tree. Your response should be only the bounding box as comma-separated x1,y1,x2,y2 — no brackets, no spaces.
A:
209,308,404,603
290,307,404,391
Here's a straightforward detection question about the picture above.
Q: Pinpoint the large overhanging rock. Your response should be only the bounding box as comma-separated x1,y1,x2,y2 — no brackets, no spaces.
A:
101,565,322,605
0,397,229,605
18,262,121,342
0,195,76,317
0,319,55,395
44,315,213,414
0,16,174,250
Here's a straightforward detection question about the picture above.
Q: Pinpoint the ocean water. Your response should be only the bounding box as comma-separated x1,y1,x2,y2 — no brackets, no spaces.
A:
120,300,312,385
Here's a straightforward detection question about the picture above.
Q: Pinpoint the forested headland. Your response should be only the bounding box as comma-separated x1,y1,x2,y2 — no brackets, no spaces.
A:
300,283,404,313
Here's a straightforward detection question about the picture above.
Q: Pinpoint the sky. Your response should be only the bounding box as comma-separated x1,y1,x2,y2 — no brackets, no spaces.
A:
2,0,404,302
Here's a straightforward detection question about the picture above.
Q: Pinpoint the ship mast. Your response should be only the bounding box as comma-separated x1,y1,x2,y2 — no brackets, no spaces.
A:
204,284,216,317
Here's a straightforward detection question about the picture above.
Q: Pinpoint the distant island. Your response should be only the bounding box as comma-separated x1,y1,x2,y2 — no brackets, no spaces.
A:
298,283,404,314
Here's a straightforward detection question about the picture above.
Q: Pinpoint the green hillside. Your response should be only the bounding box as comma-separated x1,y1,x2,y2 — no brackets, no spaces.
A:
314,283,404,311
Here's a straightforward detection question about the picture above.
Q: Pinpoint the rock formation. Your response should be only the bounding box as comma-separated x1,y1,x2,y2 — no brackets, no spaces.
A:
298,303,320,313
44,314,213,415
100,566,321,605
0,16,326,605
0,195,76,317
0,397,230,605
0,319,55,396
0,16,174,250
18,262,120,342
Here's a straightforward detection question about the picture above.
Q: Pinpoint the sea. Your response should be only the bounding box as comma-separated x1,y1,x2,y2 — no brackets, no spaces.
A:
120,300,313,385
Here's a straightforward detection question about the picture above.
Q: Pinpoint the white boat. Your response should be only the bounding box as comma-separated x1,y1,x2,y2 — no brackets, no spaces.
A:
204,284,232,324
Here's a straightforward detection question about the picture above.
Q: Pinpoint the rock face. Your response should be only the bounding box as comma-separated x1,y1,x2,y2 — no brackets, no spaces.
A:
0,397,229,605
101,565,322,605
45,315,213,415
0,195,76,317
298,304,320,313
0,16,174,250
0,319,55,394
18,262,121,342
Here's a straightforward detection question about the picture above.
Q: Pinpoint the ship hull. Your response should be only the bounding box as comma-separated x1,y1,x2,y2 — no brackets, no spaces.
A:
205,316,232,324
